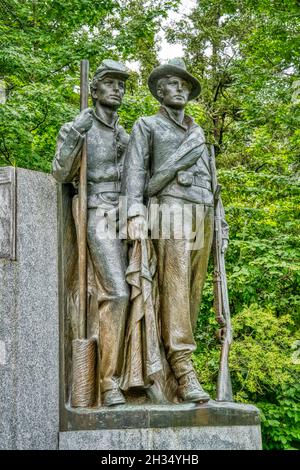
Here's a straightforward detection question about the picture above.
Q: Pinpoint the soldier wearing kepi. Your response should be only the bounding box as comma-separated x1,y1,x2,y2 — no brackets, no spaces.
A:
122,59,229,403
52,59,130,406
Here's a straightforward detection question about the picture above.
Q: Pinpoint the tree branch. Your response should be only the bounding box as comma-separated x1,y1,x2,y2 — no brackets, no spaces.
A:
218,112,227,148
212,79,223,104
29,105,49,132
255,163,268,172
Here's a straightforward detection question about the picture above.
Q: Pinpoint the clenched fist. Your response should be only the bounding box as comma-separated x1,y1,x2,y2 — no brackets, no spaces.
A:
128,215,147,240
73,108,93,135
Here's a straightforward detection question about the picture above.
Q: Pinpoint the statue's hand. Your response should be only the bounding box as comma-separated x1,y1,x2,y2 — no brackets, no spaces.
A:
221,238,228,254
73,108,93,135
128,215,147,240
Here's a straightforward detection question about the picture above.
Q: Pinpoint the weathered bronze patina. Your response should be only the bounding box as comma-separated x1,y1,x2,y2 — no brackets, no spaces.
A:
54,58,232,417
122,59,230,404
52,59,130,407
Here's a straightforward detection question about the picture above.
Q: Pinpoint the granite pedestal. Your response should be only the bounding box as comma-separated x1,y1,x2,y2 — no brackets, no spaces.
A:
0,167,59,449
59,401,262,450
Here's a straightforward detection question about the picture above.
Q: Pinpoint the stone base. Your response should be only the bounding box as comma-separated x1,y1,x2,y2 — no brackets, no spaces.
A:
59,401,262,450
0,168,59,450
59,425,261,450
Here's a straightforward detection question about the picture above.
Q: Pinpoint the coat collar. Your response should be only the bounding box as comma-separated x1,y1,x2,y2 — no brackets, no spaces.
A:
92,109,119,130
159,105,195,131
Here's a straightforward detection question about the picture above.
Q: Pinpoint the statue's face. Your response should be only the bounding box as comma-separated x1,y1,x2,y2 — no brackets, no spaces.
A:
158,75,191,109
92,74,125,109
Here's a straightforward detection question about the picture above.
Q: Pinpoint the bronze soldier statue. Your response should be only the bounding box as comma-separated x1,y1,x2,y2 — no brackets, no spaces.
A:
122,59,229,403
52,59,130,406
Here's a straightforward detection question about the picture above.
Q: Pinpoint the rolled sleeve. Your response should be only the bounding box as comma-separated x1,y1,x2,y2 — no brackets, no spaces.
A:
52,123,84,183
122,118,151,218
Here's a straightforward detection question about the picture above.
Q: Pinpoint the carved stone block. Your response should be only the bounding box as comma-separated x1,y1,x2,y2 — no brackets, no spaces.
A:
0,167,16,260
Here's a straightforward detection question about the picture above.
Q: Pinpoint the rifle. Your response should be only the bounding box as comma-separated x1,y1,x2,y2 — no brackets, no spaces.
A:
71,59,97,408
210,144,233,402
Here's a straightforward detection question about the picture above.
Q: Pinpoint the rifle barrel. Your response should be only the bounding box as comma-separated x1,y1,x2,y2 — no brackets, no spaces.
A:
210,144,233,402
78,59,89,339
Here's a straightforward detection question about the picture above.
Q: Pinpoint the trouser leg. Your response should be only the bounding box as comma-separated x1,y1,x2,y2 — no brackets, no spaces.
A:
157,237,196,379
190,206,214,331
87,208,129,393
156,200,214,380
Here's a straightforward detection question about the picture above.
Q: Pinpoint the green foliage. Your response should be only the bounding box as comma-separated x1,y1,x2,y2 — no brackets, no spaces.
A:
220,169,300,321
1,0,299,450
193,304,299,395
231,307,297,399
119,86,159,131
0,0,177,171
258,385,300,450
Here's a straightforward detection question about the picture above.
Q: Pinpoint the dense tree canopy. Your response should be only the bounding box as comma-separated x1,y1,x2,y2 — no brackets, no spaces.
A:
0,0,299,449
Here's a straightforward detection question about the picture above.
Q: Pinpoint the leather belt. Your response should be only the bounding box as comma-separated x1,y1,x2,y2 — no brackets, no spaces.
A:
88,181,121,194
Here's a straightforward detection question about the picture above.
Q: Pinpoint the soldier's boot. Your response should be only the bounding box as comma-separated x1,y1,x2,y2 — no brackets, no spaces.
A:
102,388,126,406
178,371,210,403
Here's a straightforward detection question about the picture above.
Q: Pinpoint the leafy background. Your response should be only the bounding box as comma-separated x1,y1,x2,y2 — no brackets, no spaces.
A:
0,0,299,449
